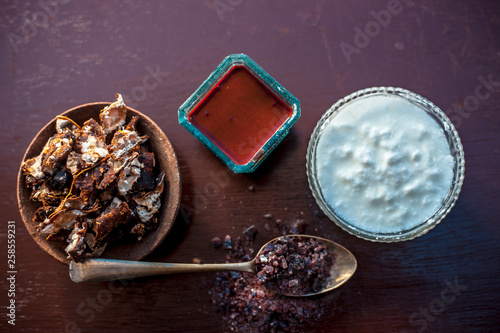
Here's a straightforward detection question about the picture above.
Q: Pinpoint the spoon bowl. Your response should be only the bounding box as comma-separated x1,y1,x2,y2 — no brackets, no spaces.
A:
284,235,357,297
70,234,357,296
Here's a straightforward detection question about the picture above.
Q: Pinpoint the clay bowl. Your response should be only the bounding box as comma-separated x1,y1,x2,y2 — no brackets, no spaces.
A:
17,102,181,265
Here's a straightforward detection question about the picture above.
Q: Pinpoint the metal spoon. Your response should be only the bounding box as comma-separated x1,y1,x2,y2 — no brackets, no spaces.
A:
69,234,357,296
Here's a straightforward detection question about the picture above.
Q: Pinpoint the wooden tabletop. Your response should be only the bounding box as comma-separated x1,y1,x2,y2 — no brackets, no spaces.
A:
1,1,499,332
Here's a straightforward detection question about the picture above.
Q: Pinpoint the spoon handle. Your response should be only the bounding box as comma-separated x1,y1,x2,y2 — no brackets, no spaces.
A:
69,258,254,283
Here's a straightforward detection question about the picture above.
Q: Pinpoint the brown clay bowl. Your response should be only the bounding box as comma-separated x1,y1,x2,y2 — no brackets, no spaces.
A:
17,102,181,265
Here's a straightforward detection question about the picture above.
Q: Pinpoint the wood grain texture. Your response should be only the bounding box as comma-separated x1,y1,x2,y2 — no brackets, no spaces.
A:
1,0,499,332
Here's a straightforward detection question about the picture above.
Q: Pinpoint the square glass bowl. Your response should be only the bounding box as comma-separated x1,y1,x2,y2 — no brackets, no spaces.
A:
179,54,300,173
306,87,465,242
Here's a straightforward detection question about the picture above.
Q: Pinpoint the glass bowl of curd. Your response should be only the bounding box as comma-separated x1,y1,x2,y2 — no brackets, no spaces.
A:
306,87,465,242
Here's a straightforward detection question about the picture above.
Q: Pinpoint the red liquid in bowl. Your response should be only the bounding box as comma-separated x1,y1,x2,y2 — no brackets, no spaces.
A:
189,66,293,165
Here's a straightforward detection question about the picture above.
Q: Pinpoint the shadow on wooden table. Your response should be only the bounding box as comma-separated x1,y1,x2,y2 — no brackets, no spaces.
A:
144,208,191,261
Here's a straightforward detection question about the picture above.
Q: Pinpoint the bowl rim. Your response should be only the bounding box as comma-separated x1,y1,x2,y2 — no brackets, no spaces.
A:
306,87,465,242
17,102,181,264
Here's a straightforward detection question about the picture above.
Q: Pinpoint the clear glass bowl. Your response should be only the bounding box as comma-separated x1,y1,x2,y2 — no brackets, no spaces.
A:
306,87,465,242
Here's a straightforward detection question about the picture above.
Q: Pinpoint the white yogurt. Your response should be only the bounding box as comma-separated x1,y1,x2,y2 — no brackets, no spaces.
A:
315,94,454,234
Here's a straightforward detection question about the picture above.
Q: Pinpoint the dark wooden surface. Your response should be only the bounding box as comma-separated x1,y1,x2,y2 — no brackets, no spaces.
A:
1,1,499,332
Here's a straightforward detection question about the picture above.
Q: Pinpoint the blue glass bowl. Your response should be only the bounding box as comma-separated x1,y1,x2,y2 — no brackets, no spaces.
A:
178,54,300,173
